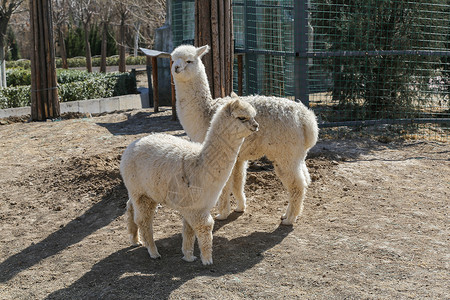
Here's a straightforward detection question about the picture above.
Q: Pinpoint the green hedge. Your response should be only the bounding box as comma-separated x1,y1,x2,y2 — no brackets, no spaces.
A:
0,71,137,109
7,69,108,86
0,85,31,108
5,68,31,86
6,68,137,88
6,56,147,69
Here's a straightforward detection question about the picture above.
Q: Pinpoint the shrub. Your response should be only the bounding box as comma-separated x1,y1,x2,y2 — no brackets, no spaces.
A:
58,76,116,102
126,56,147,65
5,59,31,69
7,55,147,70
1,71,136,108
0,85,31,109
57,69,99,84
110,72,138,95
6,68,32,86
6,69,104,86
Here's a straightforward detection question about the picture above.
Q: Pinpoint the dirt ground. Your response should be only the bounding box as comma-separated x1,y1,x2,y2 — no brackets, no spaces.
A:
0,107,448,299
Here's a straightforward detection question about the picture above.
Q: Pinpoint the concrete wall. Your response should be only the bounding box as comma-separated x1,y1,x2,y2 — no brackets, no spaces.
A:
0,93,149,119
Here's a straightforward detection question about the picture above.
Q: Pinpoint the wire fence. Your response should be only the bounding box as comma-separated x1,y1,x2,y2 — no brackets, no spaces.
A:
172,0,450,141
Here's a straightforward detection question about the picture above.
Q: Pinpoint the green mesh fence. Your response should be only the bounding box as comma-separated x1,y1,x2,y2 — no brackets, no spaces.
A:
307,0,450,140
172,0,450,140
233,0,295,96
172,0,195,45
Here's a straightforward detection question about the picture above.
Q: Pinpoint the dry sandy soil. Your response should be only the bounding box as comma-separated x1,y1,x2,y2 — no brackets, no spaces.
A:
0,107,448,299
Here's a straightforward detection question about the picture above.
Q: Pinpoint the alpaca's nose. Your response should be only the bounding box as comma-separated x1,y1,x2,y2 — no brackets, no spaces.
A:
252,120,259,132
174,65,180,73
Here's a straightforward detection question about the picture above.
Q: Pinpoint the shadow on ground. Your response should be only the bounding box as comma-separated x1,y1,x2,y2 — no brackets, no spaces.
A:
44,220,293,299
0,184,126,284
96,109,183,136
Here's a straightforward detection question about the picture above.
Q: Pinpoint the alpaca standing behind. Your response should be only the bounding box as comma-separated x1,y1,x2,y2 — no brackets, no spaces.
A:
171,44,319,225
120,99,258,265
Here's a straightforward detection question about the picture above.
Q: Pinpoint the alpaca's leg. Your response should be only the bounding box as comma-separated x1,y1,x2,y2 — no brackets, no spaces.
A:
215,179,233,220
126,199,139,245
301,161,311,186
274,159,308,225
181,218,197,262
134,195,160,259
232,160,248,212
191,213,214,265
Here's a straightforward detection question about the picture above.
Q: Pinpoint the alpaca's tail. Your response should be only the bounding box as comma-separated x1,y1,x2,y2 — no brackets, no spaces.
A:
302,107,319,151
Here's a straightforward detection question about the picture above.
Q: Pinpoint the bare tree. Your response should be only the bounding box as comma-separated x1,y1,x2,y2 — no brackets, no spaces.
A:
0,0,24,87
126,0,166,47
114,2,130,73
98,0,113,72
132,20,140,57
70,0,97,72
53,0,68,69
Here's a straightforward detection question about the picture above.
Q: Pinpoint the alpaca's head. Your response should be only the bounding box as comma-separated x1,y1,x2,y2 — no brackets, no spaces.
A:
171,45,210,82
223,99,259,138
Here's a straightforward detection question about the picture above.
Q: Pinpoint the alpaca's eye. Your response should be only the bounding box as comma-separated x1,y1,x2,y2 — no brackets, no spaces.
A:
186,60,193,64
238,117,247,122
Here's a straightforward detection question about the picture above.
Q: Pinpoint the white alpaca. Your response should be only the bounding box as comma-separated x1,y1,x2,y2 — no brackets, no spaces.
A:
120,99,258,265
171,44,319,225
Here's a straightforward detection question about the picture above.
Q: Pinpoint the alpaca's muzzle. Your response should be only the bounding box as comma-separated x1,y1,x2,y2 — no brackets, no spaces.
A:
251,120,259,132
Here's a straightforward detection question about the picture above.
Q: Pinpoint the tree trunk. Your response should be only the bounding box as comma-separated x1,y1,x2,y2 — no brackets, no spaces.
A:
0,42,6,88
58,29,68,69
134,21,140,57
195,0,233,99
84,25,92,73
100,22,108,73
119,19,126,73
29,0,60,121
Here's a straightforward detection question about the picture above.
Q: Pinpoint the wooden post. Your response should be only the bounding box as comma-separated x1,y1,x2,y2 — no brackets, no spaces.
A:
30,0,60,121
195,0,234,99
237,54,243,96
146,56,154,107
139,48,173,118
151,57,159,113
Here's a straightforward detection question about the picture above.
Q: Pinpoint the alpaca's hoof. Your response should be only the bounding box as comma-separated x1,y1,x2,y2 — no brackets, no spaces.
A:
234,205,246,213
281,217,296,226
129,235,140,246
215,213,230,220
182,255,197,262
148,250,161,259
201,257,213,265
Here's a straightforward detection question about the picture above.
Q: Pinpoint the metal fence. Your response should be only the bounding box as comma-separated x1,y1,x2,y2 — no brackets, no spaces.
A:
172,0,450,140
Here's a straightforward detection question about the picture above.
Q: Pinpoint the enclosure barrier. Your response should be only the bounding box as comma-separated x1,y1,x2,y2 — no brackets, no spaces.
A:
172,0,450,140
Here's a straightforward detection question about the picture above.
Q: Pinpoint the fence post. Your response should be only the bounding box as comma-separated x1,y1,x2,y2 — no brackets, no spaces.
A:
294,0,309,106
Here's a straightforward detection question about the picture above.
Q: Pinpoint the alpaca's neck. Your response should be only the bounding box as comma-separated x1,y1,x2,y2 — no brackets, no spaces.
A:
174,72,214,143
198,111,244,185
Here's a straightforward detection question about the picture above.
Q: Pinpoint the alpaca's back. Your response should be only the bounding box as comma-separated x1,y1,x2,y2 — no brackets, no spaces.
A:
247,96,318,151
120,134,201,207
198,95,318,161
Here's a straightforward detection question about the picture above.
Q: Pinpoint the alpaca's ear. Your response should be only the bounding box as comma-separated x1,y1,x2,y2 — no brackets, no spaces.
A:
228,99,241,116
196,45,210,58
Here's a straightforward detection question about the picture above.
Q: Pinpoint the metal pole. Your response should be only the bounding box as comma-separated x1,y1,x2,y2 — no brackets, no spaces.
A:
294,0,309,106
